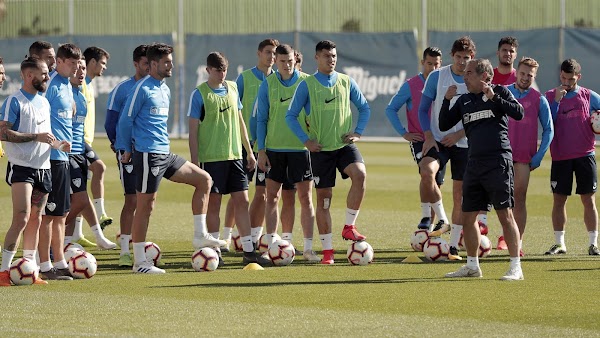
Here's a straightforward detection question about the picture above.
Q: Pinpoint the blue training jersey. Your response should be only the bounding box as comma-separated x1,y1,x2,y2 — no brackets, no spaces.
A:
106,76,137,145
117,75,170,154
42,70,73,161
71,85,87,154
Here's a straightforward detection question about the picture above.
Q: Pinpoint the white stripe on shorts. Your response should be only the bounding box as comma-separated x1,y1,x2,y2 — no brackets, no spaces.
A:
142,152,149,193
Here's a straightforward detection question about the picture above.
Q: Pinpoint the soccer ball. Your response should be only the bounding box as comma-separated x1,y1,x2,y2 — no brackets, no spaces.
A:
268,239,295,266
10,258,39,285
347,241,374,266
116,233,133,248
479,235,492,258
68,252,97,279
590,110,600,134
257,233,281,254
144,242,162,265
231,228,243,252
423,237,450,261
64,247,85,262
191,247,219,272
64,242,85,252
410,230,430,252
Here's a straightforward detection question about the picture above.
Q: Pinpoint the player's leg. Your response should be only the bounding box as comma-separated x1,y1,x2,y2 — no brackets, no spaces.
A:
220,201,236,252
24,189,50,285
280,188,296,241
421,146,451,232
69,192,116,249
574,155,598,255
86,144,112,229
412,142,436,229
512,162,530,255
339,144,367,241
315,187,334,264
249,182,267,245
0,182,32,285
264,178,284,245
117,150,137,266
295,180,318,262
231,189,271,266
547,159,571,255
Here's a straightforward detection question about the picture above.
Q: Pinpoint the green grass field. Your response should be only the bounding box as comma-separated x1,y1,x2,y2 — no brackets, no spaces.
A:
0,139,599,337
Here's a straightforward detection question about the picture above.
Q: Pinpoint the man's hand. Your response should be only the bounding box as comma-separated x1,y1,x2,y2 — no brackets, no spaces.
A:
37,132,56,145
304,139,323,152
422,133,438,156
481,81,494,100
402,133,424,143
257,150,271,173
440,131,463,147
555,85,568,103
342,132,361,144
444,85,458,100
53,140,71,152
121,151,131,163
246,152,257,171
110,143,116,153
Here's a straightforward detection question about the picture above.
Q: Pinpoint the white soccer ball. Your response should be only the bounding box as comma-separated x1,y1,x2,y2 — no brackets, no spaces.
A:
268,239,295,266
64,247,85,262
423,237,450,261
64,242,85,253
191,247,219,272
231,228,243,252
479,235,492,258
410,229,430,252
347,241,374,266
68,252,97,279
10,258,39,285
257,233,281,254
144,242,162,265
590,110,600,134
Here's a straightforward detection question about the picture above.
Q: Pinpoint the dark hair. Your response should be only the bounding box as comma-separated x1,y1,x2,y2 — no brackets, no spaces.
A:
316,40,336,53
133,44,149,62
206,52,228,70
275,44,294,56
451,36,476,55
28,41,53,57
560,58,581,75
21,55,45,72
294,51,303,65
497,36,519,50
258,39,279,51
56,43,82,60
423,47,442,60
83,46,110,64
147,43,173,63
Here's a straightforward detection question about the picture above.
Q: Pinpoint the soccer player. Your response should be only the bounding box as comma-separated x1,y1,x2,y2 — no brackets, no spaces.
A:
418,36,475,261
294,50,303,71
188,51,269,267
0,56,66,286
506,57,553,256
441,58,525,280
385,47,443,229
222,39,279,249
105,44,150,266
286,40,371,265
255,44,319,262
64,59,117,251
28,41,56,72
544,59,600,256
38,43,82,281
0,56,5,158
118,43,220,274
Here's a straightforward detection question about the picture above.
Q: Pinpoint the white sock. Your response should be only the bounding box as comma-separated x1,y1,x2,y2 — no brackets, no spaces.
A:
421,202,431,218
210,232,220,241
251,227,263,243
39,260,53,272
449,224,463,248
265,233,274,247
241,235,254,253
133,242,146,265
1,250,17,271
91,224,107,241
589,231,598,246
222,227,233,241
554,230,565,247
509,256,521,269
23,250,36,265
64,236,72,245
431,200,448,223
120,234,131,254
54,259,68,269
466,256,479,269
303,238,313,251
476,213,488,225
93,198,106,217
281,232,292,241
74,216,84,240
193,214,208,239
319,233,333,250
345,208,359,225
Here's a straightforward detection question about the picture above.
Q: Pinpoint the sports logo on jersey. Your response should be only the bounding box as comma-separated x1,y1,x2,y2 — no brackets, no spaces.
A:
125,164,133,173
257,172,265,182
219,106,231,113
72,178,81,188
151,166,160,176
150,107,169,116
593,182,597,190
280,97,292,103
46,202,56,212
86,151,95,159
57,109,72,119
313,176,320,185
463,110,495,124
75,116,86,123
551,181,557,190
325,96,337,104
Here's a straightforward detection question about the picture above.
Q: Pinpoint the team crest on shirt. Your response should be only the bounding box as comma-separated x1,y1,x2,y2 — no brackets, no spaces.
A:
70,158,79,169
72,178,81,188
125,165,133,173
46,202,56,212
314,176,320,185
151,166,160,176
551,181,557,190
86,151,95,158
257,173,265,182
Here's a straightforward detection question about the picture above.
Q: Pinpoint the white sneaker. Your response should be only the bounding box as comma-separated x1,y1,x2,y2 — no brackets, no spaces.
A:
193,234,226,249
445,265,482,278
133,261,165,274
500,266,524,281
303,250,321,262
96,237,117,250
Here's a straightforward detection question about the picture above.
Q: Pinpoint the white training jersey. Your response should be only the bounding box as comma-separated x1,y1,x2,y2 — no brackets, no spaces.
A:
432,65,468,148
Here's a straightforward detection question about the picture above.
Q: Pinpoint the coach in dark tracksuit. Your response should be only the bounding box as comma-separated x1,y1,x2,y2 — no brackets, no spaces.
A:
439,58,526,281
